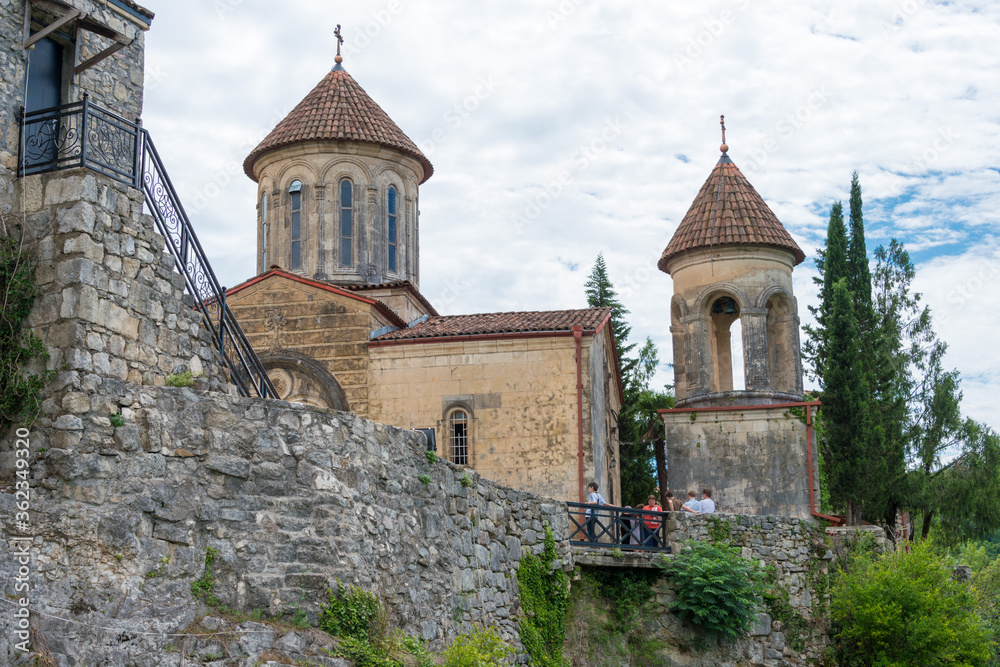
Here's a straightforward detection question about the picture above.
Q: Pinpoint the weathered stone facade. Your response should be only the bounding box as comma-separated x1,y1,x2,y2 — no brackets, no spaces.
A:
367,329,622,505
16,169,228,394
659,152,816,520
661,405,818,519
226,270,407,415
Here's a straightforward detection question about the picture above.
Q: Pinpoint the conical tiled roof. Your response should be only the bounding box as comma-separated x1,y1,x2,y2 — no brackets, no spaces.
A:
244,66,433,183
658,155,805,272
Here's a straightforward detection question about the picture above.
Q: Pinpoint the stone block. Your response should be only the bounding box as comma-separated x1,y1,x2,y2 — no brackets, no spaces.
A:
63,234,105,263
750,612,772,636
47,175,98,207
55,201,96,234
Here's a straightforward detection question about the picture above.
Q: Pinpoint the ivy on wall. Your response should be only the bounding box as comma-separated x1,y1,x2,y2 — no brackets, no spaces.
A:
0,220,52,433
516,523,569,667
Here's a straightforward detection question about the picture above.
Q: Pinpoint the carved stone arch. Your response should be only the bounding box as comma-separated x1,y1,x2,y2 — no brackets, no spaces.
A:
260,350,349,411
756,284,794,310
761,286,802,395
670,294,690,399
275,160,320,188
319,156,373,187
693,282,752,317
670,294,689,322
442,402,474,466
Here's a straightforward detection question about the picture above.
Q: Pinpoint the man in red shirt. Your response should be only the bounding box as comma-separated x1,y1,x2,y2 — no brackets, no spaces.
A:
641,494,663,547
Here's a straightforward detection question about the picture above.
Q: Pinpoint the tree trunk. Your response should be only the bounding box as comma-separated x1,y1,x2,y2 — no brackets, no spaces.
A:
846,499,863,526
655,438,669,509
921,509,934,540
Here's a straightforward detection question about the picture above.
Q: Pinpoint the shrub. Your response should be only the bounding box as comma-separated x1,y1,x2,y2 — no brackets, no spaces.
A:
657,540,765,641
109,412,125,427
418,474,432,485
516,524,569,667
460,474,473,488
831,541,991,667
320,581,380,642
165,370,199,387
424,450,438,464
442,626,514,667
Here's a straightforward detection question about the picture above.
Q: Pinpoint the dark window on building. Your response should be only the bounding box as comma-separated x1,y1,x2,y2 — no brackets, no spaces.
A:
340,179,353,267
289,180,302,270
387,185,397,272
449,410,468,465
26,36,64,112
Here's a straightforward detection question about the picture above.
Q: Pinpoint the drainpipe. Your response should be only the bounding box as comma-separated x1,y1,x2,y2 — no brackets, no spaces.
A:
806,403,843,524
573,325,585,503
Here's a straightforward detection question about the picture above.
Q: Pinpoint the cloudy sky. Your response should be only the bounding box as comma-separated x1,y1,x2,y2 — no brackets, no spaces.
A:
140,0,999,430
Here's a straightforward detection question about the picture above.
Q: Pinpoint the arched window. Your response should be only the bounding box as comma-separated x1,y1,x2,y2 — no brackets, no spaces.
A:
449,409,469,465
260,192,268,271
289,180,302,270
387,186,397,273
339,179,353,267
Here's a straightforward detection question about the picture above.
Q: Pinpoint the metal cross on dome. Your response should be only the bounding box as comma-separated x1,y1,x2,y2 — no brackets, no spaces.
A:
335,24,343,56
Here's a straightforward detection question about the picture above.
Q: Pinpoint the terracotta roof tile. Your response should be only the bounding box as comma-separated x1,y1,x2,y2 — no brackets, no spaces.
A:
372,308,611,342
244,66,433,183
658,155,805,272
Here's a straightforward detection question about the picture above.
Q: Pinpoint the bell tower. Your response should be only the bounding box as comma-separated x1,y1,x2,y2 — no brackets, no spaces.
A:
659,117,805,406
658,118,818,520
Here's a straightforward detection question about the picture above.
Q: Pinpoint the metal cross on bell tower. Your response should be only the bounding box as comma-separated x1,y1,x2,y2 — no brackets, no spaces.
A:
720,114,729,154
334,24,344,65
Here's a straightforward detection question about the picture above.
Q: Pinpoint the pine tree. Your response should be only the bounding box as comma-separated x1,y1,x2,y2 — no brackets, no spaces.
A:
803,201,848,384
585,253,636,380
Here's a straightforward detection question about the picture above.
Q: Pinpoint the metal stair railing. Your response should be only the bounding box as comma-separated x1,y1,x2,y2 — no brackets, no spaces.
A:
19,96,277,400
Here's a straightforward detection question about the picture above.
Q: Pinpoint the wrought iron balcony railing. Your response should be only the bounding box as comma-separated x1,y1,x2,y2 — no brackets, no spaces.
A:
19,95,277,400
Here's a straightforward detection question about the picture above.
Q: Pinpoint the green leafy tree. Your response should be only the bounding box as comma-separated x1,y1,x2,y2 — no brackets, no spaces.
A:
831,541,991,667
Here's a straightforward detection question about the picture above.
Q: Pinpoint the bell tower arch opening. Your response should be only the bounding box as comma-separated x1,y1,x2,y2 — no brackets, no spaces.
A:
709,296,745,392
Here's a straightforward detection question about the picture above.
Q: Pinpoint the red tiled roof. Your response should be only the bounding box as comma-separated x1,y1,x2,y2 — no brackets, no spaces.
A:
340,281,440,317
658,155,805,272
371,308,611,342
243,66,433,184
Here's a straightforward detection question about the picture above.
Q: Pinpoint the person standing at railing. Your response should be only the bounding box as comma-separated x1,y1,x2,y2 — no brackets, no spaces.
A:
682,490,701,513
586,481,608,542
700,489,716,514
641,495,663,547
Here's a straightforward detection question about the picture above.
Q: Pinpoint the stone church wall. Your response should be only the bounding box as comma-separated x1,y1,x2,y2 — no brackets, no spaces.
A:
368,334,610,504
662,406,814,519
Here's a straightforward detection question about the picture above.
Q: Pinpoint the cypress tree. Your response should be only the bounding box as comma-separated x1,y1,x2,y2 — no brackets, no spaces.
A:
823,279,883,525
846,172,873,328
803,201,848,384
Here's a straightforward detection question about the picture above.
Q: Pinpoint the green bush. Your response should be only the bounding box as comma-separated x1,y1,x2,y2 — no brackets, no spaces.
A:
959,543,1000,666
320,581,380,642
165,370,199,387
586,566,660,629
831,541,991,667
442,626,514,667
657,540,765,641
516,524,569,667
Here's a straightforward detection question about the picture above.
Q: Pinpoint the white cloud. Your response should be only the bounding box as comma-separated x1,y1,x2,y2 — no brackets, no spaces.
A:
140,0,999,429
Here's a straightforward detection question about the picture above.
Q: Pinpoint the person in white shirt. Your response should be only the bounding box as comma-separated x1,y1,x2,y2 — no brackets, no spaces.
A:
700,488,716,514
682,491,701,513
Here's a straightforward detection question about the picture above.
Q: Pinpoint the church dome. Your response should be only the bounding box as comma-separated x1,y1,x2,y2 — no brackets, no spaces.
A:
243,65,433,183
658,154,805,273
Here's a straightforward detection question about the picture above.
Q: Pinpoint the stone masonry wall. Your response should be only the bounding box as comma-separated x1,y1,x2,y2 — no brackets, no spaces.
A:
665,512,832,666
0,386,572,665
14,169,229,410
